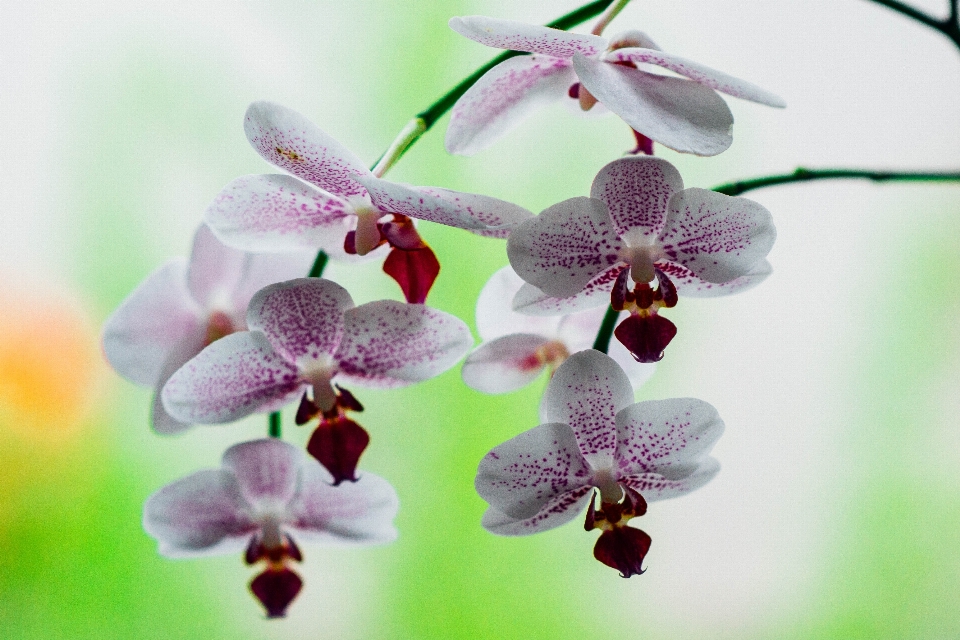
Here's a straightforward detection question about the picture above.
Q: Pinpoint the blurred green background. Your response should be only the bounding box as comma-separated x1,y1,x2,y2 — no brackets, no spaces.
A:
1,0,959,638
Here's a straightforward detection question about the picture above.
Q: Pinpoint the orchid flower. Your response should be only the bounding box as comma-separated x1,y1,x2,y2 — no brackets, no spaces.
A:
143,438,398,617
507,155,775,362
445,16,785,157
161,277,472,480
206,101,533,303
101,224,313,434
475,349,723,577
462,266,654,393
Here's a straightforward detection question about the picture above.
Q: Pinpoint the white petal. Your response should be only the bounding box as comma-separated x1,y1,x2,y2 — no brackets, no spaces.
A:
288,465,399,545
659,258,772,298
335,301,472,387
186,224,246,308
480,485,593,536
359,177,533,236
541,350,633,463
606,30,662,51
246,278,354,365
449,16,606,58
205,174,354,253
622,457,720,502
161,331,304,424
615,398,724,479
590,156,683,241
475,422,593,519
150,329,210,435
511,266,622,316
462,334,551,394
507,196,623,299
573,54,734,156
476,266,561,341
102,259,202,387
606,48,786,108
445,54,575,156
222,438,302,507
229,250,318,314
143,468,255,558
607,340,657,388
244,101,372,199
659,188,776,283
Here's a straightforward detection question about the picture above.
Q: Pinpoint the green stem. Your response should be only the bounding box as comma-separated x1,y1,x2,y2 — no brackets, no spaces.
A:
592,306,620,354
591,0,631,35
863,0,960,49
269,411,282,439
308,250,329,278
712,168,960,196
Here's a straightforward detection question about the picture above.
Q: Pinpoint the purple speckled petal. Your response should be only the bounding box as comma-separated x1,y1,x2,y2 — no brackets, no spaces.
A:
658,258,772,298
573,54,734,157
507,196,623,299
222,438,301,508
621,457,720,502
246,278,354,365
481,485,593,536
614,398,724,480
334,301,472,387
288,465,398,545
541,350,633,464
476,422,593,520
590,156,683,241
462,333,552,394
445,54,575,156
359,177,533,236
186,224,246,308
143,468,256,558
205,174,354,253
449,16,606,58
102,258,202,387
605,48,785,108
244,101,372,199
476,266,562,340
658,188,776,284
161,331,304,424
511,266,624,316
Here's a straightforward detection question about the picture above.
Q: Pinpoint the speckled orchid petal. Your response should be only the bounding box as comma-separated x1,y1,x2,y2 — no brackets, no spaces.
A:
621,457,720,502
143,468,256,558
541,350,633,464
608,341,657,389
614,398,724,483
289,463,399,544
161,331,304,424
222,438,301,507
445,54,575,156
590,156,683,241
605,48,786,108
573,54,734,156
334,300,472,387
481,485,594,536
358,176,532,236
186,225,246,308
476,266,562,341
659,259,772,298
230,250,318,313
658,188,776,284
449,16,607,58
508,196,623,299
476,422,593,520
511,266,624,316
205,174,354,253
244,101,372,199
462,333,552,394
246,278,354,365
102,259,202,387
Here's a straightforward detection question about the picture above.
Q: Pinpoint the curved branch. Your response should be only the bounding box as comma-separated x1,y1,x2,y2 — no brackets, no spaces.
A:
712,168,960,196
863,0,960,49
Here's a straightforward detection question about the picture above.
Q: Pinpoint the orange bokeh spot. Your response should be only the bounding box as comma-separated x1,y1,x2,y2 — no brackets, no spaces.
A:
0,283,102,440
